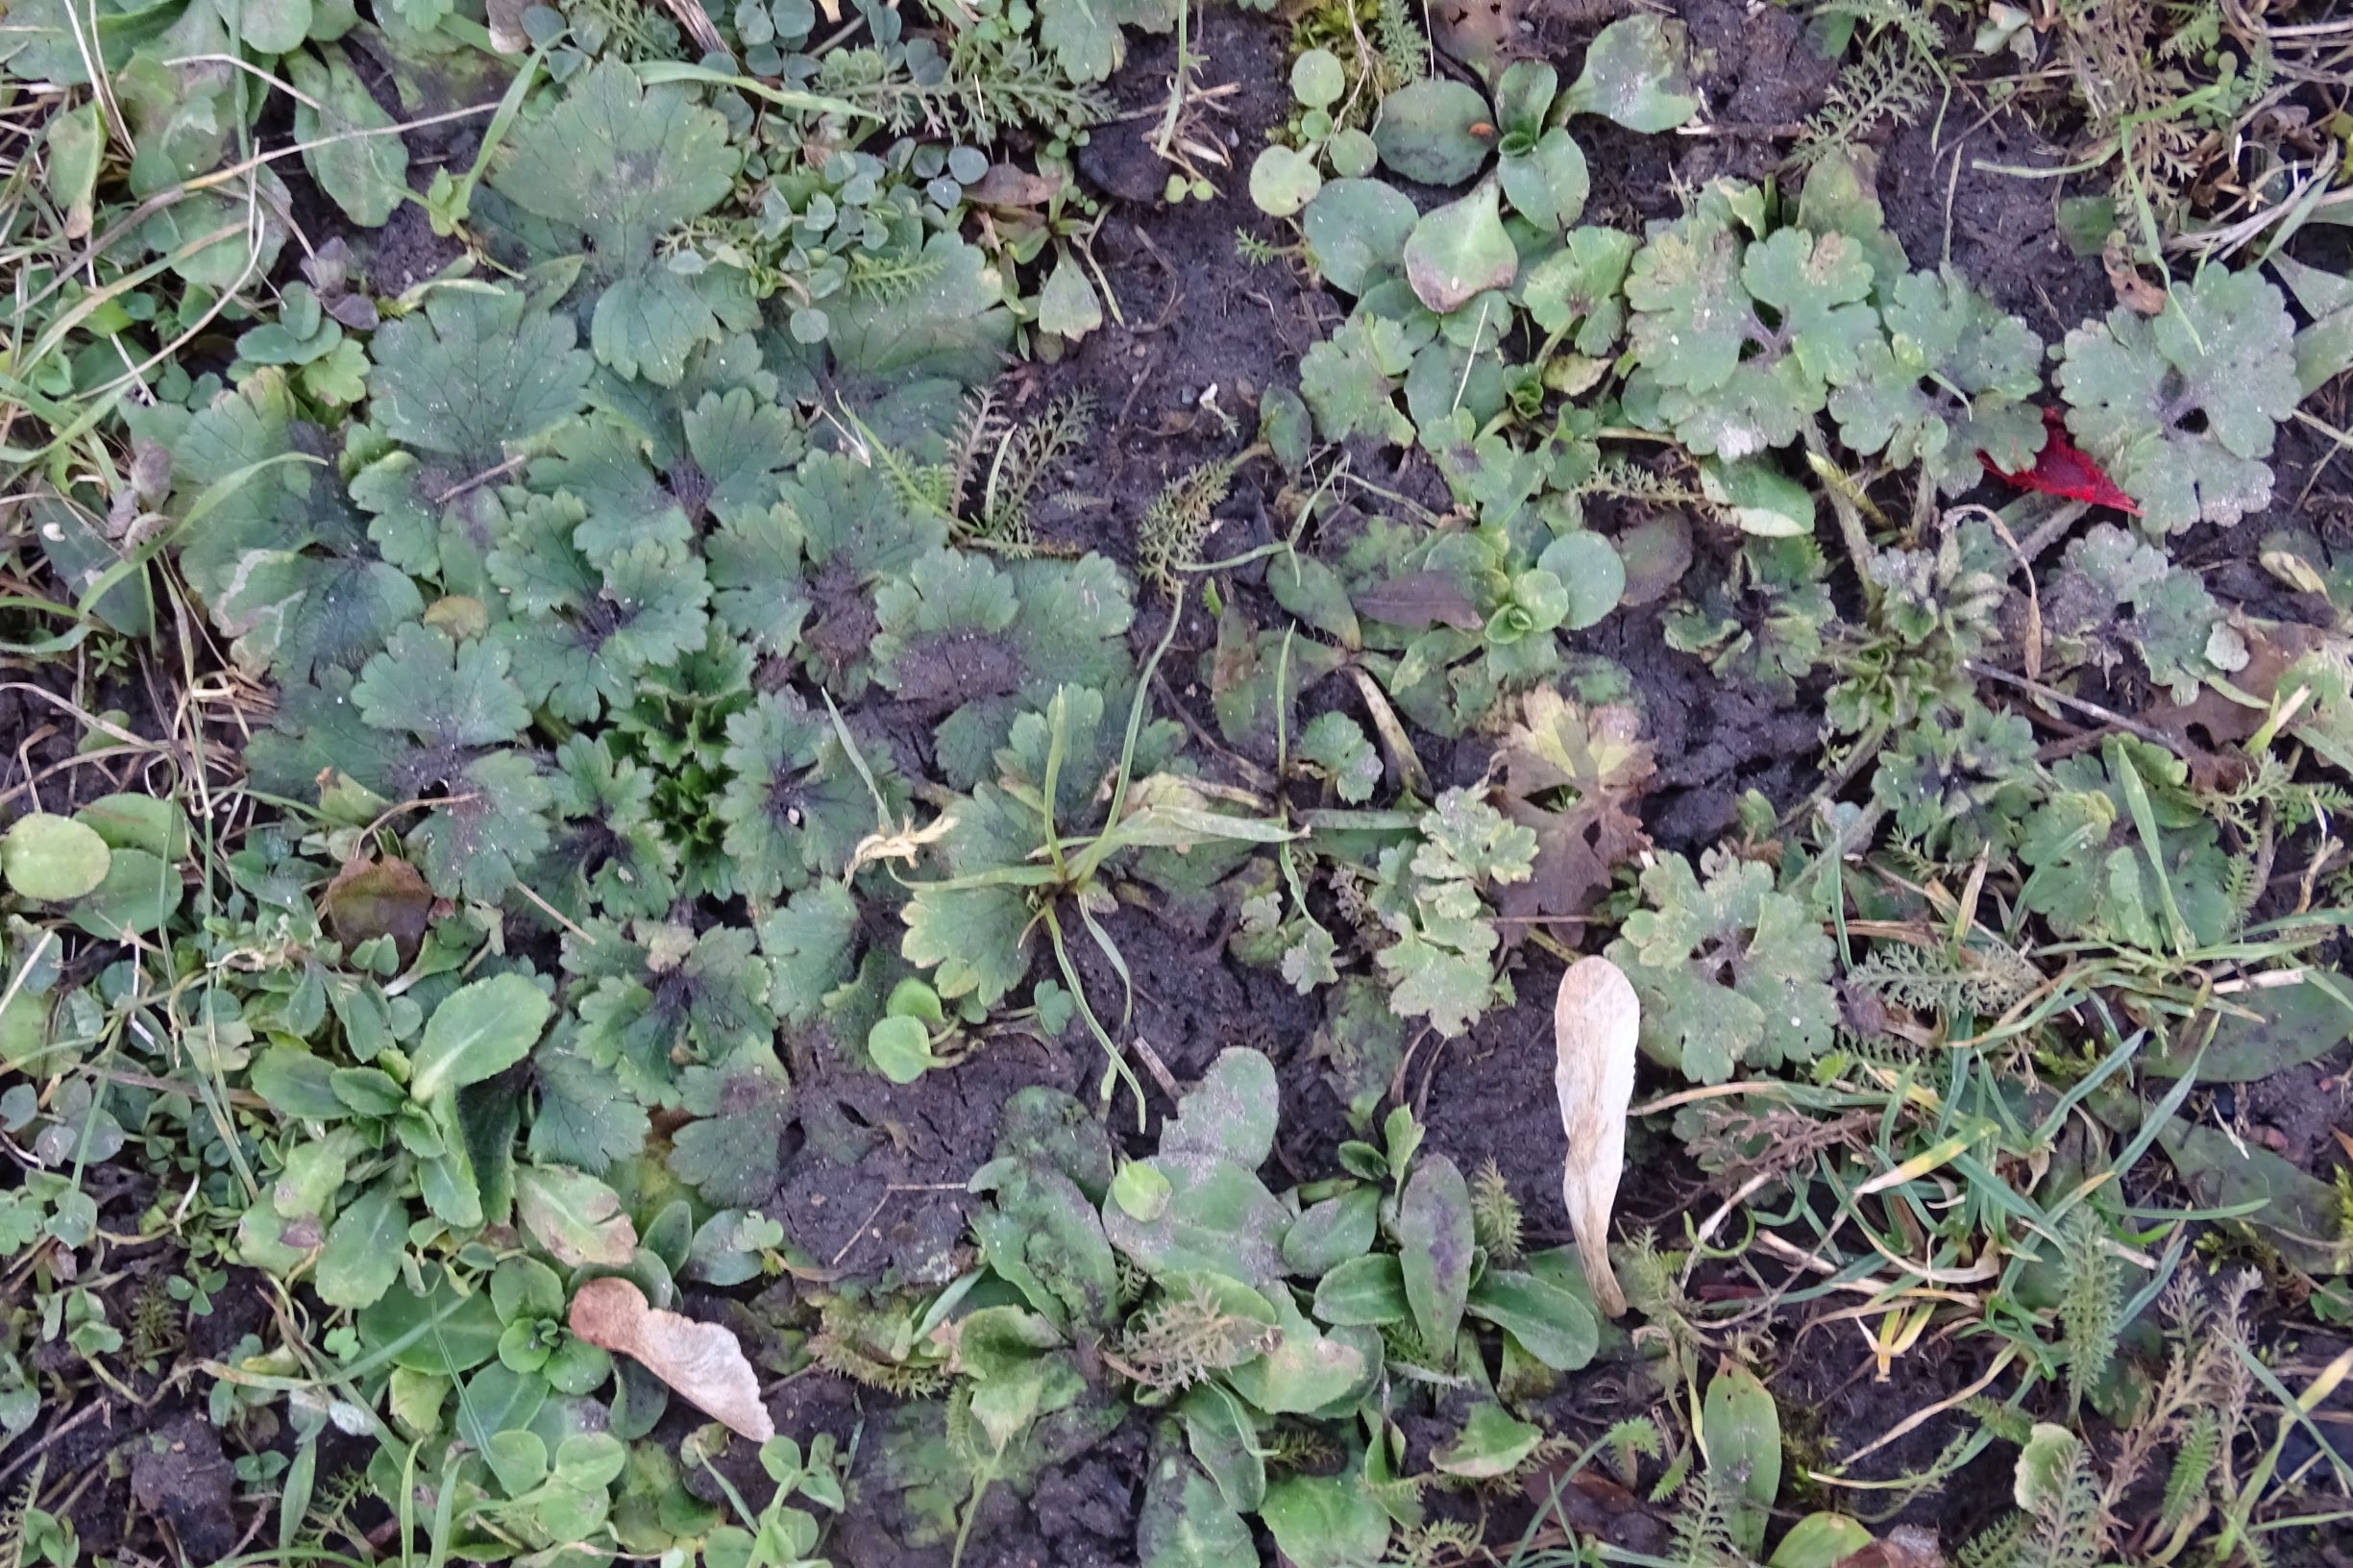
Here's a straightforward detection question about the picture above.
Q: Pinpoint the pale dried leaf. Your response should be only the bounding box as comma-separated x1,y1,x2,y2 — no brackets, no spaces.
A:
1831,1524,1948,1568
568,1276,774,1440
1554,955,1637,1317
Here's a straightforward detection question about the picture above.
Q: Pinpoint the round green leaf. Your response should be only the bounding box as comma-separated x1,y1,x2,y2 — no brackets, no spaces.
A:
1110,1159,1172,1220
69,847,177,938
1250,145,1324,218
1292,49,1345,109
869,1015,939,1084
1500,128,1589,232
1,814,110,902
1302,179,1417,297
886,976,945,1024
75,794,191,859
1372,79,1495,185
1560,14,1701,132
1327,128,1378,179
1537,531,1626,630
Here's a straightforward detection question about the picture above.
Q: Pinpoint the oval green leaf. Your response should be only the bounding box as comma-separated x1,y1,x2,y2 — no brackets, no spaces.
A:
1,814,110,902
1404,181,1517,315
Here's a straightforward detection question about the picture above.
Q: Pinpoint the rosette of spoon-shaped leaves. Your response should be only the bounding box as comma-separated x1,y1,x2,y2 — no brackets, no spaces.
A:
350,284,595,592
1828,266,2047,495
870,548,1138,787
247,622,552,904
2055,267,2300,534
162,370,424,685
482,61,748,386
1624,184,1881,461
708,449,951,690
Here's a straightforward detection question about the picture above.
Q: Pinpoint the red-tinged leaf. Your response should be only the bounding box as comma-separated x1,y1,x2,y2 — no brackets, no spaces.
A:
1353,571,1482,631
1980,407,2140,515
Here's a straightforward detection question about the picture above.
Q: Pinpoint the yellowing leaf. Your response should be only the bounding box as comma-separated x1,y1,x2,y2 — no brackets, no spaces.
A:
1553,955,1636,1316
568,1275,773,1440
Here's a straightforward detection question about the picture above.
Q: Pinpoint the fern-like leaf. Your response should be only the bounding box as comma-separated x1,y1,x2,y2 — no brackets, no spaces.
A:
1470,1158,1523,1264
1790,38,1933,168
2059,1207,2122,1411
1136,451,1247,597
2159,1406,2218,1535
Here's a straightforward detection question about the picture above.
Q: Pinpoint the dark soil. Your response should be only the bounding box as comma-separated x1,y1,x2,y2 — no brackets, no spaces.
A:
12,0,2353,1561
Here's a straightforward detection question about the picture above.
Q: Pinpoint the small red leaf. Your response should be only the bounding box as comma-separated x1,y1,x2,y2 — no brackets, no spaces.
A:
1980,407,2140,515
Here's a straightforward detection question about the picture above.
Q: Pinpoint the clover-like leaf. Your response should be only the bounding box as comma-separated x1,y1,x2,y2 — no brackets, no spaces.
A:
2019,740,2237,949
1520,227,1636,356
712,450,950,686
490,492,712,723
668,1044,792,1205
533,734,678,920
1605,849,1837,1084
1365,789,1534,1037
2043,523,2236,702
1297,712,1382,803
528,1029,650,1174
1829,266,2046,493
2056,266,2300,533
1872,699,2040,866
1662,534,1834,697
1038,0,1179,82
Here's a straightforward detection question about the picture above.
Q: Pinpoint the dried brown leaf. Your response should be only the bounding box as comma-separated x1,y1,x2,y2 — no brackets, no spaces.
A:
1832,1524,1947,1568
1497,693,1654,941
1554,955,1637,1317
323,856,432,970
569,1276,774,1440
